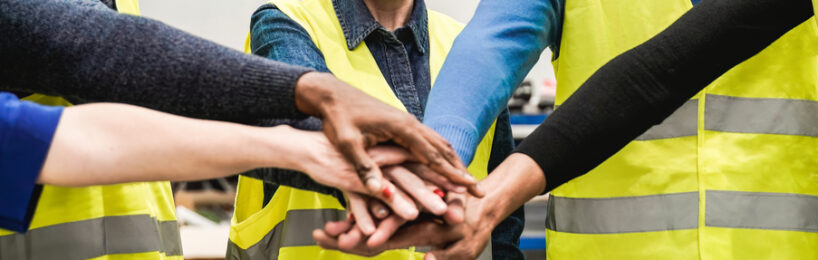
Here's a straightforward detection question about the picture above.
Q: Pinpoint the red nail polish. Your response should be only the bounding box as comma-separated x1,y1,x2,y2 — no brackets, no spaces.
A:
433,189,446,198
348,214,355,222
382,187,392,199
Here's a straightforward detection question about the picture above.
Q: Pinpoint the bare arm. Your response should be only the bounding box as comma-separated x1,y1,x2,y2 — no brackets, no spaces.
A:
37,102,402,193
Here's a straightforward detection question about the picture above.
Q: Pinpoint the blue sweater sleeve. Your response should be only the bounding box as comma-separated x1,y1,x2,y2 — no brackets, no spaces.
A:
0,92,63,233
423,0,562,164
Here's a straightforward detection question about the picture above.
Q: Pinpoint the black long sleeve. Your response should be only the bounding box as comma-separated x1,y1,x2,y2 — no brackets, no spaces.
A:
0,0,312,122
514,0,815,193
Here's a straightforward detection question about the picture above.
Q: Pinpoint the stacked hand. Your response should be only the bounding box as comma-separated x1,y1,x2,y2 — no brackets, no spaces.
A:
296,152,547,260
289,72,546,259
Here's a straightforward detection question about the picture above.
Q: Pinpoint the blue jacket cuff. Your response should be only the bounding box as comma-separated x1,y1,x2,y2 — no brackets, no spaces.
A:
425,116,482,165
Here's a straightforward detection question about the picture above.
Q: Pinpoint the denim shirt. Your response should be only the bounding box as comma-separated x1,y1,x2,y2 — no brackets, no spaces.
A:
244,1,523,258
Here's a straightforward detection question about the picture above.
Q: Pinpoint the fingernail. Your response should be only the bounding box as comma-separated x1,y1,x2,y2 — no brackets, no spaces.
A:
464,172,477,182
433,189,446,198
347,213,355,222
366,178,382,192
381,187,392,199
376,207,388,218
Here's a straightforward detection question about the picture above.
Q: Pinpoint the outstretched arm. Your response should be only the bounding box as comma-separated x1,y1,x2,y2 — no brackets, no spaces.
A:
38,103,341,187
423,0,561,164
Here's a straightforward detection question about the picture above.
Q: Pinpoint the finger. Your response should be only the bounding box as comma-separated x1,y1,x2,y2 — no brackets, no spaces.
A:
369,199,390,219
368,175,419,220
313,229,341,250
406,163,467,193
378,181,419,220
368,146,416,166
422,126,467,170
338,227,364,251
443,192,466,224
366,215,406,248
324,216,354,237
398,130,483,197
385,221,463,250
346,192,376,235
417,128,489,199
330,127,384,194
384,166,448,215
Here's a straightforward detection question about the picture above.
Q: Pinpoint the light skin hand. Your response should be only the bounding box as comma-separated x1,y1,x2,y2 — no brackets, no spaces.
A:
314,153,547,259
283,132,417,196
343,163,458,237
317,190,466,251
293,72,483,198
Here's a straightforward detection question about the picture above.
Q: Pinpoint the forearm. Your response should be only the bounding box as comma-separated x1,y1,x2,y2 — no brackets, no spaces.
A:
424,0,559,163
0,0,311,122
38,103,307,186
515,0,813,192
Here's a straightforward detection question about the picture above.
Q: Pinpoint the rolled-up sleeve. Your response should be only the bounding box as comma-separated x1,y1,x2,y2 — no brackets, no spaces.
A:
0,92,63,233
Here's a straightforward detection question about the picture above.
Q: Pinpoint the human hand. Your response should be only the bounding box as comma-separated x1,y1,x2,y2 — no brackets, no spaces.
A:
293,72,483,198
283,129,416,197
342,164,468,237
312,153,548,259
314,193,493,260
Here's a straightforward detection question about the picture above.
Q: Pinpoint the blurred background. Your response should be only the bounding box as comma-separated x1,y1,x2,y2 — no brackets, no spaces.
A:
139,0,553,258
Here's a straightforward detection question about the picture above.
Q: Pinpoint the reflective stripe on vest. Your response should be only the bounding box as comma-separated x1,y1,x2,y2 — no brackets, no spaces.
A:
226,209,344,259
229,0,495,259
548,0,818,259
0,215,181,259
635,95,818,140
547,191,818,234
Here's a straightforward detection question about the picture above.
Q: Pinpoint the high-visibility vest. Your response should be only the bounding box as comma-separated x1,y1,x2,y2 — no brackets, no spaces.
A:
0,1,182,259
814,0,818,33
226,0,497,258
546,0,818,259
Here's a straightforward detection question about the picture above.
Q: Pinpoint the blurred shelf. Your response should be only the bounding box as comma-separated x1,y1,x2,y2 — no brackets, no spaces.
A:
510,114,547,139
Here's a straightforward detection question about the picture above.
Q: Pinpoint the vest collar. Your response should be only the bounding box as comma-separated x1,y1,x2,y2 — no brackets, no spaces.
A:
331,0,429,54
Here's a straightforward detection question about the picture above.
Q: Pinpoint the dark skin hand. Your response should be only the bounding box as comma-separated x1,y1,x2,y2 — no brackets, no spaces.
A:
293,72,484,198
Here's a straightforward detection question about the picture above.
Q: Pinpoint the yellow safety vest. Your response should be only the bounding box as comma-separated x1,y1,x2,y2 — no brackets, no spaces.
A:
0,1,182,259
227,0,497,259
814,0,818,33
547,0,818,259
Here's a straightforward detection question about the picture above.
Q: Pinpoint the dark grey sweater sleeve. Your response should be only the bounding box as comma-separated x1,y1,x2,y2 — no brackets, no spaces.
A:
514,0,814,193
0,0,312,122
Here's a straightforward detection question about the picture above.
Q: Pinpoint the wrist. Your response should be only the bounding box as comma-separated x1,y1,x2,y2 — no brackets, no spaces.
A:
479,153,546,226
294,72,338,117
250,125,305,171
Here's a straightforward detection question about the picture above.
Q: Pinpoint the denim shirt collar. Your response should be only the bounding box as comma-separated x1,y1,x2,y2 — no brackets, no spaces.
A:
332,0,429,54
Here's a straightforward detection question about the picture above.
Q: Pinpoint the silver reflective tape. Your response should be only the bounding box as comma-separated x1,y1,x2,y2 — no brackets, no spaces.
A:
227,208,345,259
706,190,818,232
636,99,698,140
0,215,181,260
546,192,699,234
705,94,818,137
